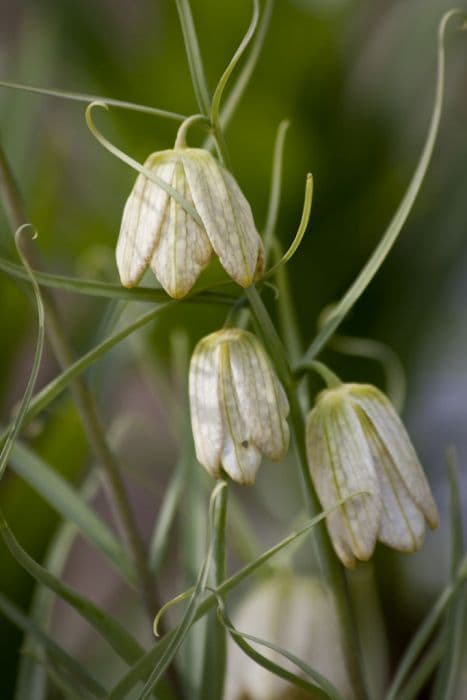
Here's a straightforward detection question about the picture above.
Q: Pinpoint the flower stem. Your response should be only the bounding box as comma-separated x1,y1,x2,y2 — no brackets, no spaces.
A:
245,284,369,700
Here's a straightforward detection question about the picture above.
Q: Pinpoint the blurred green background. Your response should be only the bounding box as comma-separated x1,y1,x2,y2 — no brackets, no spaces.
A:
1,0,466,697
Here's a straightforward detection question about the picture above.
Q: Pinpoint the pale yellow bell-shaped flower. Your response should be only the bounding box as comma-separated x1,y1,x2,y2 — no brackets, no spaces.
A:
306,383,439,568
225,574,355,700
117,148,264,298
189,329,289,484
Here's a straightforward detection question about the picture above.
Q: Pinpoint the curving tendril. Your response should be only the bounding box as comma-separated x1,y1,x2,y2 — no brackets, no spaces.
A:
210,0,260,163
0,224,45,481
263,173,313,280
84,101,203,226
298,9,467,369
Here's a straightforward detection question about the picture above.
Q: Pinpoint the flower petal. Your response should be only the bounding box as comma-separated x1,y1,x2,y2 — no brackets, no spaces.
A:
189,337,224,478
306,391,381,567
116,153,175,287
151,159,212,298
181,149,264,287
367,434,427,552
228,332,289,461
351,385,439,529
218,341,262,485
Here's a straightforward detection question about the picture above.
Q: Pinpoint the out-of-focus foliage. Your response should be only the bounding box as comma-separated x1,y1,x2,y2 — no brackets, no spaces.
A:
0,0,466,696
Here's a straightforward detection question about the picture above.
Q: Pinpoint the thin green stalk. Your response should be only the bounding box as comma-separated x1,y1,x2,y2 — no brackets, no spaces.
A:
109,498,360,699
0,225,44,481
431,449,465,699
175,0,211,115
199,483,228,699
245,285,369,699
0,593,107,698
211,0,259,145
263,119,290,255
385,555,467,700
397,639,442,700
0,79,187,120
215,597,342,700
263,173,313,280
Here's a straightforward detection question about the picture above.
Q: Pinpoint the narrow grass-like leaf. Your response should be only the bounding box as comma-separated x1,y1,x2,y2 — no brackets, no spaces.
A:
109,495,360,699
137,482,227,700
0,225,44,481
0,512,143,663
211,0,259,132
148,452,187,573
0,304,174,447
0,255,236,304
7,440,135,584
431,448,465,699
0,593,107,698
20,650,95,700
0,79,186,120
175,0,211,115
216,0,274,134
202,0,275,151
15,471,101,700
263,118,290,255
385,553,467,700
264,173,313,279
215,596,342,700
199,483,228,699
300,10,467,367
397,639,442,700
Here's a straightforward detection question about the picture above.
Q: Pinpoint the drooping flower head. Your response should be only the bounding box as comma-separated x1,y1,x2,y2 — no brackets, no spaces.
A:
306,383,439,568
117,147,264,298
189,329,289,485
225,574,355,700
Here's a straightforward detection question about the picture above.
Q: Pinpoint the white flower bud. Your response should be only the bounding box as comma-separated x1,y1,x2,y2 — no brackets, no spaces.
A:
117,148,264,298
189,329,289,484
306,383,439,568
225,574,355,700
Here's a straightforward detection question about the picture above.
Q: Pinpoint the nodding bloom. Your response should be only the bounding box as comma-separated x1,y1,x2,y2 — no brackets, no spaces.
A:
306,383,439,568
189,329,289,485
117,147,264,298
225,574,355,700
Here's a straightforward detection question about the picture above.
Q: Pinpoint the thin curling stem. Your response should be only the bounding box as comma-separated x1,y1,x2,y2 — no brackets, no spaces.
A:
210,0,260,165
299,360,342,389
85,101,203,225
174,113,211,148
0,225,45,481
0,143,159,628
263,119,291,257
264,173,313,280
299,9,467,368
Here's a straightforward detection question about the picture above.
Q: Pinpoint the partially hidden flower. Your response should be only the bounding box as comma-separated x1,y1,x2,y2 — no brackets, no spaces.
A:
306,383,439,568
117,147,264,298
225,574,355,700
189,329,289,485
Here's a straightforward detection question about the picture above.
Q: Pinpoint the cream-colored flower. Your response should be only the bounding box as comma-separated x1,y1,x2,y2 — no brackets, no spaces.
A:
189,329,289,484
225,574,355,700
117,148,264,298
306,383,439,568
